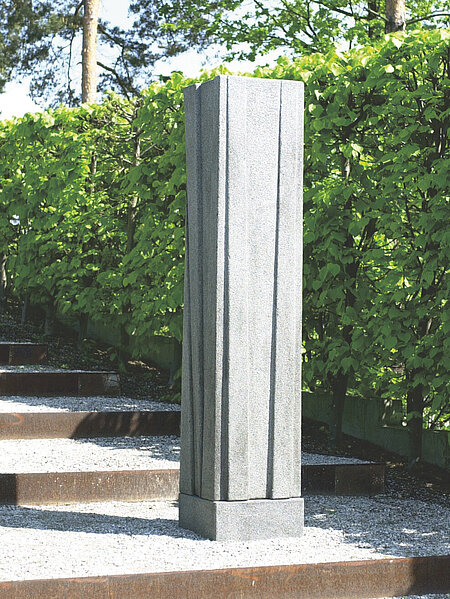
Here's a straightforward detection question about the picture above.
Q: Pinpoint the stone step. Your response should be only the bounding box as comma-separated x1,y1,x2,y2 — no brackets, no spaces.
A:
0,342,47,365
0,370,120,396
0,464,385,505
0,411,180,439
0,556,448,599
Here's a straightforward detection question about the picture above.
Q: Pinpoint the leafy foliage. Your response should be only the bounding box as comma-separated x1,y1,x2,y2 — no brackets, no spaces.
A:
128,0,450,62
0,31,448,441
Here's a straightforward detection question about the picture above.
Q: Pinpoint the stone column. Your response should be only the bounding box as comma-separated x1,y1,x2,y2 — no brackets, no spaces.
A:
179,75,304,541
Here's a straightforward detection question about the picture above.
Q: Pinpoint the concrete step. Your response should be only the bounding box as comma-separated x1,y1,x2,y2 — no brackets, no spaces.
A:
0,411,180,439
0,370,120,396
0,342,47,365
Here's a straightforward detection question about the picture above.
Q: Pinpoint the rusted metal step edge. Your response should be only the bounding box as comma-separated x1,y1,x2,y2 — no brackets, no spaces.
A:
0,411,180,439
0,470,179,505
0,555,448,599
0,372,120,396
0,343,48,365
0,463,384,505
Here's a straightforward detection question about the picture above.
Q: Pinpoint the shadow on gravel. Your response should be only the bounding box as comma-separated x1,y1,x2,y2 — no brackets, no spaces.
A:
0,503,203,539
1,496,448,557
70,412,180,439
72,435,181,462
304,495,449,558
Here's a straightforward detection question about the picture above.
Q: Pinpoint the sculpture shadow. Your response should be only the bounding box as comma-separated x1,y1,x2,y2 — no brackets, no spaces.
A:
0,503,203,540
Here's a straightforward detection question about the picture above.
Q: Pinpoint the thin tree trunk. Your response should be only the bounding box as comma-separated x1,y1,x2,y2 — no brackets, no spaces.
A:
330,371,349,448
82,0,100,103
78,313,89,349
21,296,29,324
385,0,406,32
368,0,378,38
406,371,423,471
0,253,7,313
44,301,56,336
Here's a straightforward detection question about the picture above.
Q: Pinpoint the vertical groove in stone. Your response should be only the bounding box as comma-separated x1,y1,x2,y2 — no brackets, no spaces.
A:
220,78,230,500
266,83,284,499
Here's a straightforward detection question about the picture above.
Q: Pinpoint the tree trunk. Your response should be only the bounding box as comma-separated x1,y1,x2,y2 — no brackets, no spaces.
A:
0,253,7,313
385,0,406,33
368,0,378,38
21,296,29,325
82,0,100,103
330,370,349,448
78,313,89,350
44,302,56,336
406,372,423,472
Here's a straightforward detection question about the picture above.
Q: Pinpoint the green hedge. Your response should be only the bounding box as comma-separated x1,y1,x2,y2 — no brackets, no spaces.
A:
0,30,448,433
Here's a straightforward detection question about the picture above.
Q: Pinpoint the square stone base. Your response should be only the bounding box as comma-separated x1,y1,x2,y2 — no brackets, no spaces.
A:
179,493,304,541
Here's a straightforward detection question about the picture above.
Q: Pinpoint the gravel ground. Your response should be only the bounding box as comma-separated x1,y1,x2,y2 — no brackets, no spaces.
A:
0,496,448,588
0,395,180,412
0,435,369,472
1,312,448,597
0,435,181,471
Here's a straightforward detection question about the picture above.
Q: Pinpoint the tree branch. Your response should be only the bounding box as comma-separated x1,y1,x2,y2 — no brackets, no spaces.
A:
407,12,450,25
97,61,132,99
311,0,354,18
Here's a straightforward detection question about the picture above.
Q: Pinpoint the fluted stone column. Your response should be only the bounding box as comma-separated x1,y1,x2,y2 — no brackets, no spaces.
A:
179,75,304,541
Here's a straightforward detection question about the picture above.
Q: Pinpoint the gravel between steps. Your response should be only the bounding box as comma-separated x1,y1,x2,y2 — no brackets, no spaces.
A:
0,395,180,412
0,496,448,598
0,436,370,472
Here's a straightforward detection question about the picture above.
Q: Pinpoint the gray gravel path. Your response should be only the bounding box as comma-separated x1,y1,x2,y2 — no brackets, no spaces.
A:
0,395,180,412
0,435,368,472
0,435,181,471
0,495,448,589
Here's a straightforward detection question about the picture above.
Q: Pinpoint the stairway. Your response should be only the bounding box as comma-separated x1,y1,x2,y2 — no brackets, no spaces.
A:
0,340,448,599
0,341,181,506
0,339,385,508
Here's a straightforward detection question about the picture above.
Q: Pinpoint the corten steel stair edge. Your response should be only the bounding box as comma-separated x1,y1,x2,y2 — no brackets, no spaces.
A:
0,371,121,396
0,463,385,505
0,343,48,365
0,411,181,439
0,555,448,599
